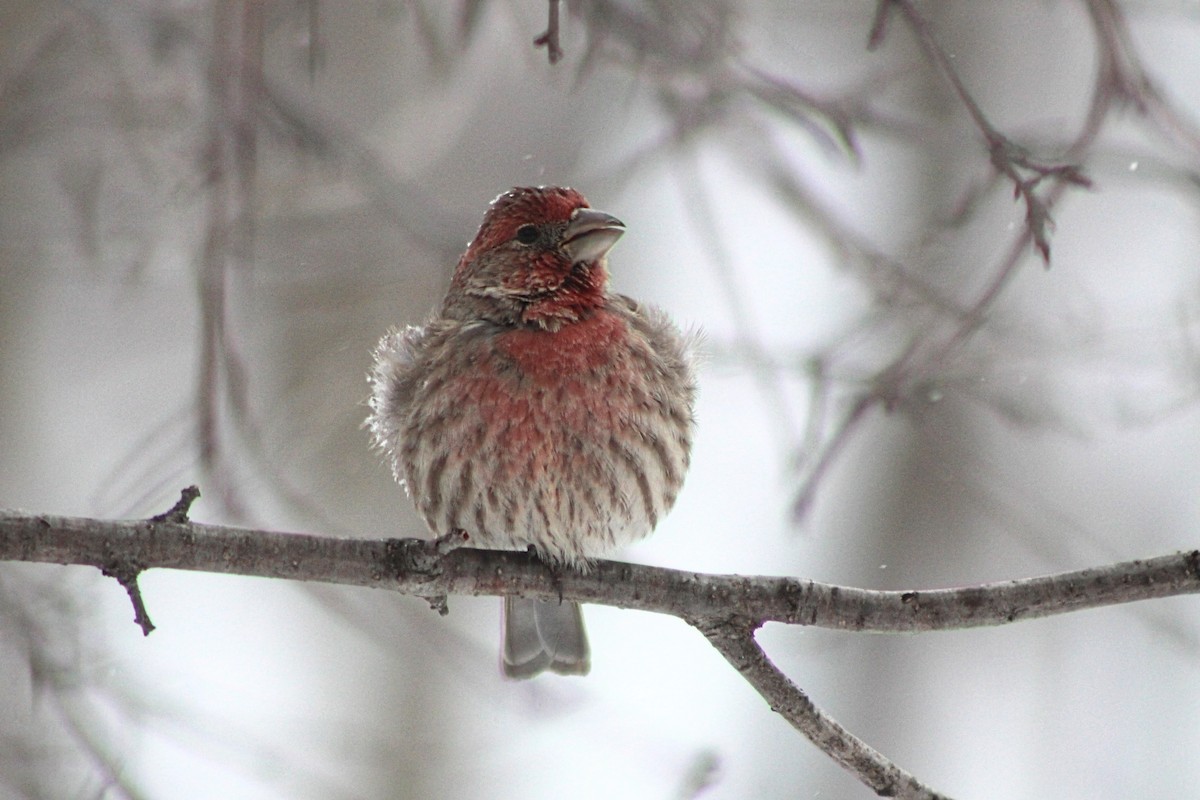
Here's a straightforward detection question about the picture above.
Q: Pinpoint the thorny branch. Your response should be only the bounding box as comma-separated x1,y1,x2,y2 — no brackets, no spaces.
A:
2,493,1199,798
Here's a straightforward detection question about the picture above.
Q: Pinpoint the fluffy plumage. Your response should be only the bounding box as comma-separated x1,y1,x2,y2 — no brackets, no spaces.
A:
368,186,696,677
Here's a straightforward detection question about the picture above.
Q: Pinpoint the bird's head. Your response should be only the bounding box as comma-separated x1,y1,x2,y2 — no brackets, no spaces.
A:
446,186,626,330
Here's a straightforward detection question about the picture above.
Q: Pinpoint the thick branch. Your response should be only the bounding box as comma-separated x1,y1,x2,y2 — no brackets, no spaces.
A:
1,510,1197,633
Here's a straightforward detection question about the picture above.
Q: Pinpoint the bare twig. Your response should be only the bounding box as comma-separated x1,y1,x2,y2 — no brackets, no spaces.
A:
534,0,564,64
148,485,201,524
99,489,205,636
866,0,894,51
880,0,1091,262
1085,0,1200,157
100,559,155,637
738,64,860,159
699,619,949,799
791,392,878,519
674,156,805,457
788,0,1162,512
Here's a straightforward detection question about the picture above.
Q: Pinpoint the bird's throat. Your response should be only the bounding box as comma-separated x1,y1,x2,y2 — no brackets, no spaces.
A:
518,261,607,329
497,309,626,379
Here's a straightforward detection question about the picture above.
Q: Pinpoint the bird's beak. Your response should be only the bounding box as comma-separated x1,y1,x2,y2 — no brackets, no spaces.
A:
562,208,625,264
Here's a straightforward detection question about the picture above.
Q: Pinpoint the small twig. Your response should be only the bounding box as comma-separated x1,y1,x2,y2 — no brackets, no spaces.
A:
533,0,563,64
675,158,804,461
883,0,1091,263
106,486,201,634
105,489,206,635
987,139,1092,263
392,529,468,616
149,485,201,524
866,0,894,51
699,618,950,799
794,0,1111,511
1086,0,1200,157
102,560,155,636
791,393,878,520
739,64,859,158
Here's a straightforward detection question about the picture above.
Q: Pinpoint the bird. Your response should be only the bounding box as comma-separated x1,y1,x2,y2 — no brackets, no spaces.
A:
367,186,696,678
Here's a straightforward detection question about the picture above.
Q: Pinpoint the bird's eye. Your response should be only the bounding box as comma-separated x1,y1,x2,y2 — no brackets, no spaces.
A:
515,225,539,245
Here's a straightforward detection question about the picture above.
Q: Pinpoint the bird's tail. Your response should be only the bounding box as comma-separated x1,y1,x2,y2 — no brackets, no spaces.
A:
501,596,590,678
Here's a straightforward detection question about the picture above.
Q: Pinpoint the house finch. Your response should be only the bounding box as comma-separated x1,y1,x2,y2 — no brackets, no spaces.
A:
367,186,696,678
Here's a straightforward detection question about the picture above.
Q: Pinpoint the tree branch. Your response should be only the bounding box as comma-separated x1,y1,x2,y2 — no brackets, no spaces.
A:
2,508,1197,632
699,619,948,799
533,0,563,64
877,0,1091,263
3,502,1198,799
